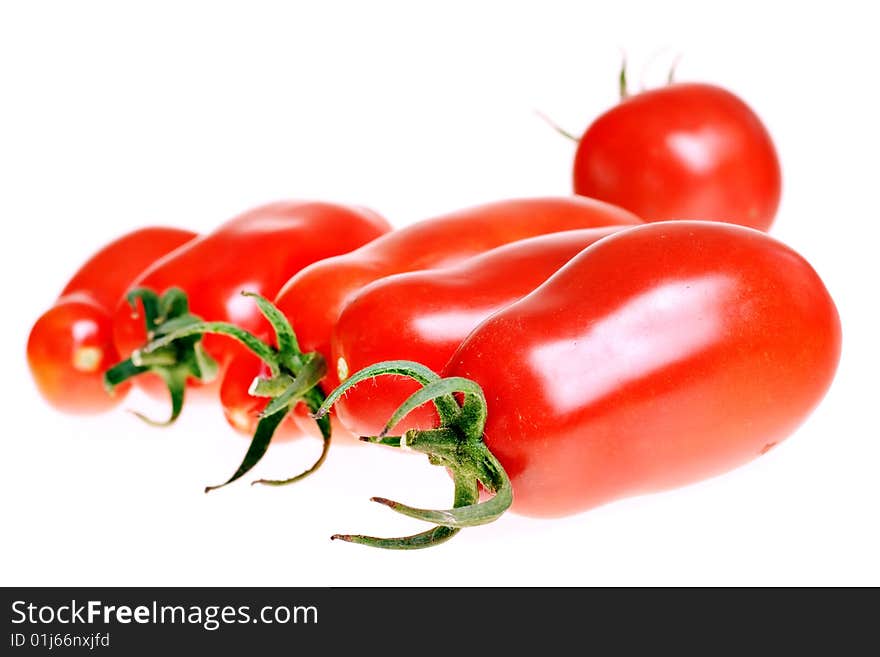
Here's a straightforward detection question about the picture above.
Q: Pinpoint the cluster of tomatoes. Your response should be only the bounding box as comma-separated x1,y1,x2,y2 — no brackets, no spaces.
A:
27,76,841,549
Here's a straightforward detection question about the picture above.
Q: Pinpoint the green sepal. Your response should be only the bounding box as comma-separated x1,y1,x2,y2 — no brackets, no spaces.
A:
205,408,290,493
324,361,514,549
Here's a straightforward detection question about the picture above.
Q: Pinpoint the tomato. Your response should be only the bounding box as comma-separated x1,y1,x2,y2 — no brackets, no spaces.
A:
27,227,197,414
573,83,781,230
107,200,390,421
276,197,641,395
331,226,627,437
202,196,639,488
327,221,840,548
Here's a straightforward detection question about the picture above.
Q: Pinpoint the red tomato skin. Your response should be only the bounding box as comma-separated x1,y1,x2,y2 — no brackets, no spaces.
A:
573,83,781,230
111,201,391,398
27,227,198,413
275,197,642,398
443,221,840,517
332,226,629,437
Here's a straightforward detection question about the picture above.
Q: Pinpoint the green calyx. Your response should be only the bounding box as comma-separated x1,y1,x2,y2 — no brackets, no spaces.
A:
619,53,629,100
104,289,331,490
315,360,513,550
104,288,219,425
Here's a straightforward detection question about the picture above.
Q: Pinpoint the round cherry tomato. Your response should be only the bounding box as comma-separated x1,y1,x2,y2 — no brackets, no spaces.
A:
331,226,627,437
573,83,781,230
109,200,391,407
27,226,197,414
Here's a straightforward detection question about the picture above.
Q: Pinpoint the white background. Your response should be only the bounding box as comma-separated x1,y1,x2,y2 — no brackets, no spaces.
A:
2,1,877,586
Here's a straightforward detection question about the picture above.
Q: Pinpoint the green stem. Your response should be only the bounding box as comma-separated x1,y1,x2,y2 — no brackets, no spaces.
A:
128,365,189,426
260,354,325,418
205,407,290,493
535,110,579,143
668,53,682,84
142,320,281,376
207,362,331,491
619,52,629,100
104,358,149,392
250,374,296,397
251,385,332,487
331,471,477,550
251,433,330,487
326,362,514,549
241,292,303,371
313,359,461,427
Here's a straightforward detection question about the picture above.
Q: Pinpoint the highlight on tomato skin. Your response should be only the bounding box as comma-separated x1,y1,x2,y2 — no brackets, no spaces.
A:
572,82,782,231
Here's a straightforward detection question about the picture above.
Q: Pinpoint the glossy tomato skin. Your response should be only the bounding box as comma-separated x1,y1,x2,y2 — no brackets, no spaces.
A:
112,201,391,398
27,227,197,413
573,83,781,230
444,221,840,517
276,197,642,399
332,226,628,437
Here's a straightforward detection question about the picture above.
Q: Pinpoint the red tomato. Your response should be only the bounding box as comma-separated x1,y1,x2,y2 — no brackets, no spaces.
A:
446,221,839,516
573,83,781,230
27,227,197,414
275,197,641,396
331,226,627,437
331,222,840,548
110,201,390,403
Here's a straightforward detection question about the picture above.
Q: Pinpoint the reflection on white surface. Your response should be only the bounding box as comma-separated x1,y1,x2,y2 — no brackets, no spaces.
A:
531,275,731,414
412,308,499,342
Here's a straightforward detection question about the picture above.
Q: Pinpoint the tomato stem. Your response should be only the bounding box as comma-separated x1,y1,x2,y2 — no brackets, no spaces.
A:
205,358,331,491
104,290,334,487
103,287,219,424
322,360,513,549
619,53,629,100
331,470,475,549
668,53,682,85
140,318,281,376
